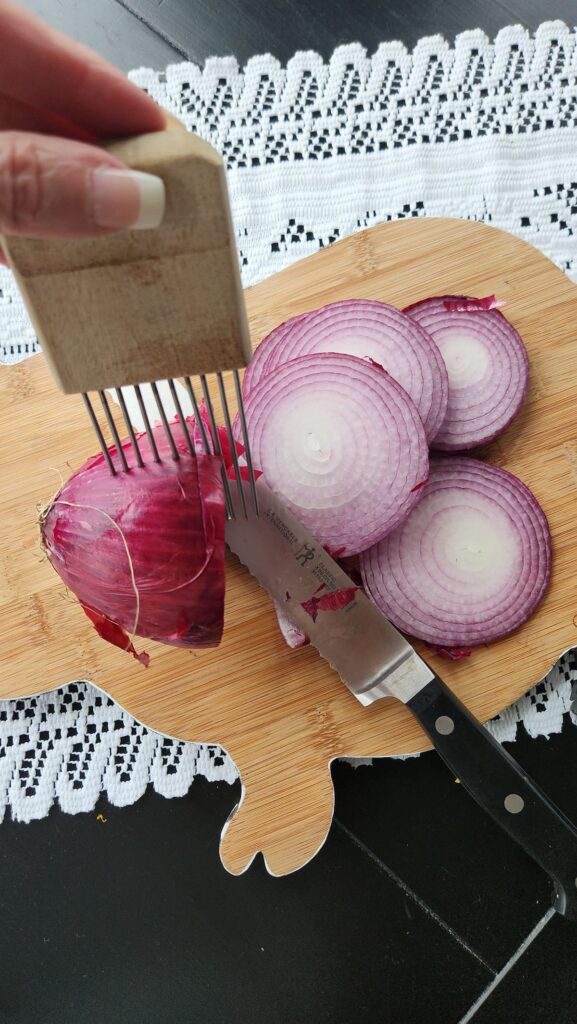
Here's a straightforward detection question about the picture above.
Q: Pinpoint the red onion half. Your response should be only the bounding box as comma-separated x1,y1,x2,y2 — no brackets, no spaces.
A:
404,295,529,450
242,352,429,555
360,458,551,647
41,422,226,659
243,300,449,443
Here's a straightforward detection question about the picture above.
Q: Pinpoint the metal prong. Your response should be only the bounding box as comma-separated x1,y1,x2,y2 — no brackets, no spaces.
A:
115,388,144,469
98,391,129,472
233,369,259,516
218,372,247,518
168,378,195,456
200,375,234,519
82,393,116,475
184,376,211,454
134,385,160,463
150,382,179,460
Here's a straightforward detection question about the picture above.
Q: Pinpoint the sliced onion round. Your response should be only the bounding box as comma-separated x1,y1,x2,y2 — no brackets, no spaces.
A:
404,295,529,450
243,352,429,555
243,300,449,443
242,312,308,397
360,458,551,647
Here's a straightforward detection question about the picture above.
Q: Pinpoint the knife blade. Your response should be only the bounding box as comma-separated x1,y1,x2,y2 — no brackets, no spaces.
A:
227,479,577,919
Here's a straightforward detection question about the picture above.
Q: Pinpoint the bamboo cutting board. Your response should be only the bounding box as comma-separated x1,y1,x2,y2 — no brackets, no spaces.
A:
1,217,577,876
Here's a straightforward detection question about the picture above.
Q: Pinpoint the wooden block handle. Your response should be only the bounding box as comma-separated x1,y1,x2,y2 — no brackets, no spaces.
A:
2,125,251,393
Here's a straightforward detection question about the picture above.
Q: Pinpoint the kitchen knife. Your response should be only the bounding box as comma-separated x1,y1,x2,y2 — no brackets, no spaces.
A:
227,479,577,920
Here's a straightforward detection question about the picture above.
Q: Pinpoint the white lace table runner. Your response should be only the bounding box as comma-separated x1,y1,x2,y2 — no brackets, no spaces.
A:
1,20,577,824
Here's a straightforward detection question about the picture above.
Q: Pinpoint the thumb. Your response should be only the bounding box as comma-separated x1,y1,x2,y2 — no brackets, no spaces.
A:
0,131,165,238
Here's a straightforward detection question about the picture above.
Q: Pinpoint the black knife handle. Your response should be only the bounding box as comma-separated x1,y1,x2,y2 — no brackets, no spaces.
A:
406,675,577,920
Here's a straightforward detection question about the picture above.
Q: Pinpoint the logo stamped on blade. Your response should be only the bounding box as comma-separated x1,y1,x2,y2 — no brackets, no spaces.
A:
295,542,316,567
265,505,341,591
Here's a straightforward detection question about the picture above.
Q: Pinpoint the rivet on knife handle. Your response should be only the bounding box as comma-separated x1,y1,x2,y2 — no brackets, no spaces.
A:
406,674,577,920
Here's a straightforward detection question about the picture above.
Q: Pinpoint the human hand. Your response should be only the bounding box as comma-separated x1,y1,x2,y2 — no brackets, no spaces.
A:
0,0,167,263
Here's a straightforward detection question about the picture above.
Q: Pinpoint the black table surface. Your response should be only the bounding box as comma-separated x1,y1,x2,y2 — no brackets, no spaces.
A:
3,3,577,1022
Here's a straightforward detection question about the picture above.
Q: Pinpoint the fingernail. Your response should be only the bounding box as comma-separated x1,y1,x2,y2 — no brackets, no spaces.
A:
91,168,165,230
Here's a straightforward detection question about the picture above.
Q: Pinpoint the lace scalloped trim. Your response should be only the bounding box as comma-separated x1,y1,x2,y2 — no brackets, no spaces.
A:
131,21,577,168
1,652,576,823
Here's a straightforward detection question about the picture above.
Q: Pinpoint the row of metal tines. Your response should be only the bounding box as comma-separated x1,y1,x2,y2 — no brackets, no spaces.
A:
81,369,258,519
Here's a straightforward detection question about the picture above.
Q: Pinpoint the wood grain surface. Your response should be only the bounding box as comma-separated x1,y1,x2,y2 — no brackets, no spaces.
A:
2,126,251,393
1,217,576,875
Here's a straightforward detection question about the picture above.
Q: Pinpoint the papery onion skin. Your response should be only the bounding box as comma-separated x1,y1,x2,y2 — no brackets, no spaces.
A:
404,295,529,451
273,550,359,649
428,645,472,661
443,295,506,313
82,603,151,666
243,299,449,443
243,351,429,556
41,421,226,652
300,586,359,623
360,458,551,647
